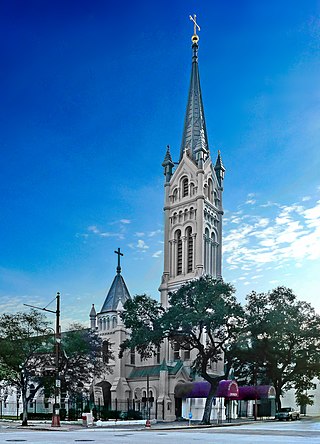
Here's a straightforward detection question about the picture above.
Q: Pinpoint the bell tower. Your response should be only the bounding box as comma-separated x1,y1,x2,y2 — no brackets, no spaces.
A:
159,16,225,308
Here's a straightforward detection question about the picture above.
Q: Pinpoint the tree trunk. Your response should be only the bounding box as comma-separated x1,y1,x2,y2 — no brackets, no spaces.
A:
20,372,28,426
275,386,282,412
21,388,28,426
200,384,215,425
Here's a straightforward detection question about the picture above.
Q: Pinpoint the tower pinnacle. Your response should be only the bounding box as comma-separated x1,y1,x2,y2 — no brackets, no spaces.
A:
189,14,200,43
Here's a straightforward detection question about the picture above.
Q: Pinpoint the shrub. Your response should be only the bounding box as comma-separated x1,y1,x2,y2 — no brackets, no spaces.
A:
127,410,143,420
19,412,52,420
68,408,77,421
59,408,67,421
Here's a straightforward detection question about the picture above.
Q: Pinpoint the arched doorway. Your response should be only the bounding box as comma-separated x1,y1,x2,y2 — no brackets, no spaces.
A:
175,396,182,419
96,381,111,410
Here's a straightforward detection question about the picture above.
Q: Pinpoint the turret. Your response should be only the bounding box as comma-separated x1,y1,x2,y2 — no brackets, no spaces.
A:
214,150,226,186
89,304,97,330
162,145,174,183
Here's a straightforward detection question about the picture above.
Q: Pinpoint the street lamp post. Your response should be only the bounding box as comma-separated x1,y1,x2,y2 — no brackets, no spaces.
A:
24,292,61,427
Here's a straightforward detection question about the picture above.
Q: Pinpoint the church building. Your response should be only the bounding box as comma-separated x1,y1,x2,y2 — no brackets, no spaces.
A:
89,20,226,421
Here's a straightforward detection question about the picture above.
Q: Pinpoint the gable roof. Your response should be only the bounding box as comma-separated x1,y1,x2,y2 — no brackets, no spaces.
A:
129,361,183,379
99,272,131,313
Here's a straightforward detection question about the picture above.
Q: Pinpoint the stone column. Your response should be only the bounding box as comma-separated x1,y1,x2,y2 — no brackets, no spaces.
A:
181,236,187,275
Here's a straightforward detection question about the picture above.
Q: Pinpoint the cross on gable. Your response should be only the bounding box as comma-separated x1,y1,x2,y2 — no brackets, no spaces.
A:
114,247,124,274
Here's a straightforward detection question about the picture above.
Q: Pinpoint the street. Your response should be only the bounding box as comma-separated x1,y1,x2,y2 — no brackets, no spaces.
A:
1,419,320,443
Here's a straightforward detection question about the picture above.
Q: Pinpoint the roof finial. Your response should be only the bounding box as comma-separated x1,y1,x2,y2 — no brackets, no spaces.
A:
114,247,124,274
189,14,200,44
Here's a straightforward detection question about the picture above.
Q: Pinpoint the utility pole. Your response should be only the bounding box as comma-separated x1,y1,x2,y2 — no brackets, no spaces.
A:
24,292,61,427
52,292,61,427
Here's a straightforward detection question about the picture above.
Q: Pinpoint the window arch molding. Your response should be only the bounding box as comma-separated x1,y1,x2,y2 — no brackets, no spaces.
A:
211,229,218,243
180,176,189,198
172,187,178,203
182,221,196,235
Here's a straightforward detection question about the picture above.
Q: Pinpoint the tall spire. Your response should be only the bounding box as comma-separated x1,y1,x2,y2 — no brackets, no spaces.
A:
180,15,209,163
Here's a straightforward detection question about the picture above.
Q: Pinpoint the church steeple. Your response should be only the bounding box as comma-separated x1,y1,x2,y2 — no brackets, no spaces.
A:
99,248,131,314
180,15,209,164
160,15,225,308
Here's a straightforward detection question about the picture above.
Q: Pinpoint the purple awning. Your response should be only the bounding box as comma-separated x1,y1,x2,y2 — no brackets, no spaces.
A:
174,380,239,399
216,380,239,398
238,385,276,400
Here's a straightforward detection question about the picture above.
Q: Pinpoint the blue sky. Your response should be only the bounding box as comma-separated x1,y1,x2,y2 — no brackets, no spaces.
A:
1,1,320,328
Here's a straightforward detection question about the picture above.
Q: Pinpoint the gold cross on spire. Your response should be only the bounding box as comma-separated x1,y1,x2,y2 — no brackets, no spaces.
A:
189,14,200,43
189,14,200,35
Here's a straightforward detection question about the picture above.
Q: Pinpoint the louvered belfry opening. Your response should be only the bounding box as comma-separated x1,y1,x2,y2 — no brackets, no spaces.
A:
186,227,193,273
176,230,182,275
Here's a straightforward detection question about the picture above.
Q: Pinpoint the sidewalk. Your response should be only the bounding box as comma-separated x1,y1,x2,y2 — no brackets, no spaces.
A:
0,417,268,432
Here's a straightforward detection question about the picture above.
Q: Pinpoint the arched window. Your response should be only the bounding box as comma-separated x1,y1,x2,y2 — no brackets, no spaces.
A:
106,317,110,330
186,227,193,273
102,341,110,364
208,178,213,202
173,212,177,224
175,230,182,275
204,228,210,273
112,317,117,328
99,319,103,330
182,177,189,197
130,347,135,365
103,318,106,330
173,188,178,202
149,390,154,406
214,190,219,206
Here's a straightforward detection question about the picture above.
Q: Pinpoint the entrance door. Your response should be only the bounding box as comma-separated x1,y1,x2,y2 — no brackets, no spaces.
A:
175,397,182,419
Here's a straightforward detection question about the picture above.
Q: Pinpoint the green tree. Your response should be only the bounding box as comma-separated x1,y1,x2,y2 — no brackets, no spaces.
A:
59,323,110,405
0,314,110,425
0,310,51,426
120,276,244,424
228,287,320,411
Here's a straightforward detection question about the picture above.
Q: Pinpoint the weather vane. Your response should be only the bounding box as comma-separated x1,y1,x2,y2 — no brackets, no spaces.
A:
189,14,200,43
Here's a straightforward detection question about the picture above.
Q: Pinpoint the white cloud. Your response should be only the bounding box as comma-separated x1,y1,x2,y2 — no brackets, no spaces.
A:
245,193,256,205
223,195,320,274
152,250,162,258
87,225,124,239
88,225,99,234
148,229,162,237
120,219,131,224
137,239,149,250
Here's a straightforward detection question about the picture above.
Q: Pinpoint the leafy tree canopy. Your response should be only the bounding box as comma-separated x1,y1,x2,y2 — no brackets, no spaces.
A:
0,314,110,425
227,286,320,410
120,276,244,424
0,310,52,425
60,323,110,399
